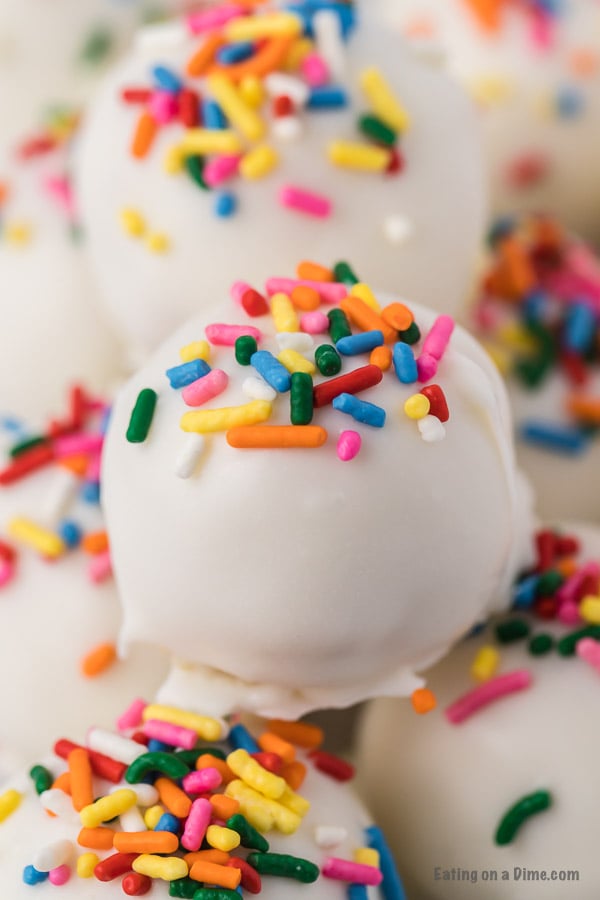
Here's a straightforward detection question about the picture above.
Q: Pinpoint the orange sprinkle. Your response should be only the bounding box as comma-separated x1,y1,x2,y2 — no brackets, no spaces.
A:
280,760,307,791
411,687,437,715
257,732,295,763
52,772,71,795
82,530,109,555
131,111,158,159
208,36,294,81
58,454,88,476
340,296,396,343
227,425,327,449
68,748,94,812
80,642,117,678
77,827,116,850
381,302,414,332
568,48,599,78
557,557,578,578
114,831,180,854
155,777,192,818
0,180,9,206
209,794,239,820
196,754,235,785
184,850,230,868
187,31,225,77
290,285,320,311
370,345,393,372
497,235,537,299
296,261,334,282
190,861,241,889
567,395,600,425
267,719,323,749
463,0,503,32
402,14,437,39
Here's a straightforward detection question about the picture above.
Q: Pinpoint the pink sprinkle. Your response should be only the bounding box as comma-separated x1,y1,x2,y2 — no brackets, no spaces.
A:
416,351,438,382
557,601,581,625
204,154,242,187
336,430,361,462
301,311,329,334
445,670,532,724
231,281,254,305
117,698,147,732
43,176,75,218
279,185,332,218
576,637,600,673
266,278,346,304
556,562,600,605
187,4,244,34
322,859,383,886
144,719,198,750
182,768,223,794
528,8,555,51
205,323,262,346
86,453,102,483
181,798,212,851
183,369,229,407
49,865,71,886
301,52,330,87
54,433,103,458
88,550,112,585
149,90,177,125
0,559,16,588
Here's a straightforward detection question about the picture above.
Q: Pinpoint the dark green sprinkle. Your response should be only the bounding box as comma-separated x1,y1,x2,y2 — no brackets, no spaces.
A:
193,891,240,900
235,335,258,366
536,569,564,596
495,790,552,846
398,322,421,345
125,751,189,784
175,747,226,765
126,389,157,444
185,155,209,190
247,852,319,883
226,813,269,852
29,764,53,795
315,344,342,377
515,355,554,389
79,26,114,64
290,372,313,425
528,633,554,656
557,625,600,657
333,261,359,286
358,114,397,146
495,618,531,645
10,436,48,458
327,308,352,343
170,878,198,899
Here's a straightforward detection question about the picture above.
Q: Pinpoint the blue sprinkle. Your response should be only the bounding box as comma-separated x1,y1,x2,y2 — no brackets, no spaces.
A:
23,866,48,885
488,216,517,246
229,723,260,754
284,2,356,39
347,886,368,900
251,351,291,393
203,98,227,130
156,812,181,834
520,420,588,455
307,86,349,109
58,519,82,549
522,290,549,325
81,480,100,504
0,415,25,433
365,825,407,900
392,342,417,384
556,86,584,119
564,302,596,354
214,192,238,218
332,392,386,428
99,405,112,436
152,64,183,94
513,574,540,610
147,739,171,753
336,330,384,356
166,359,211,389
465,621,488,639
217,41,255,65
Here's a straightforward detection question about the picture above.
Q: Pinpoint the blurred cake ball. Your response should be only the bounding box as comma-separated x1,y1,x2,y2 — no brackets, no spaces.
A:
357,521,600,900
375,0,600,243
76,0,487,357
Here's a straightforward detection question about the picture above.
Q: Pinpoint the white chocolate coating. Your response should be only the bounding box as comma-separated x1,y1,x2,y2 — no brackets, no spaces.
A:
356,521,600,900
77,5,487,356
373,0,600,243
102,283,534,719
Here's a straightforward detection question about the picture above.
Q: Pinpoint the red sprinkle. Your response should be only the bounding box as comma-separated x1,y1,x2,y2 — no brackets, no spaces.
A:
122,872,152,896
53,739,126,783
273,95,294,117
535,530,557,572
313,364,383,408
250,752,283,774
121,87,153,105
386,146,405,175
94,853,139,882
0,540,17,564
534,596,558,619
241,289,270,317
0,443,55,486
16,134,57,160
227,858,262,894
179,88,201,127
420,384,449,422
308,750,355,782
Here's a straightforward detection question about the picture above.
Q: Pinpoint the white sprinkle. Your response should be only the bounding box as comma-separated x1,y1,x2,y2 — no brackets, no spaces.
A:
110,783,159,808
242,375,277,402
276,332,314,353
264,73,310,107
175,433,206,479
418,414,446,443
272,116,304,142
119,806,147,833
41,468,79,526
86,728,147,766
34,839,75,872
314,824,348,848
39,789,79,822
313,10,346,80
383,214,414,246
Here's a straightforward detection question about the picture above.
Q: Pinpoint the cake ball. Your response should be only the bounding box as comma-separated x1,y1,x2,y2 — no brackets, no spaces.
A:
374,0,600,243
472,214,600,522
357,521,600,900
101,257,534,721
0,389,168,768
0,704,406,900
77,1,487,357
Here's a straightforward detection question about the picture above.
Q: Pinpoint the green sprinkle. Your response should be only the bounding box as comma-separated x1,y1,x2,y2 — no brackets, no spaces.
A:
495,618,531,645
333,261,359,286
358,114,397,146
557,625,600,657
29,765,53,795
235,335,258,366
9,436,48,458
247,852,319,883
193,891,240,900
315,344,342,377
528,633,554,656
536,569,564,596
290,372,313,425
79,26,114,64
398,322,421,345
170,878,198,899
226,813,269,852
185,155,209,190
495,790,552,846
126,751,189,784
126,389,157,444
175,747,226,765
327,308,352,344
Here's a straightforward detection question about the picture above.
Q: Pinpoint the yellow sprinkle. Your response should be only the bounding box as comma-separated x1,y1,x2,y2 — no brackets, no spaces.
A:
207,74,265,143
180,128,243,156
80,790,137,829
163,145,186,175
120,208,146,238
350,283,381,313
77,853,99,879
285,36,314,71
224,11,303,41
481,341,512,376
8,518,64,559
206,824,241,852
404,394,430,420
181,400,272,434
360,67,410,133
142,704,223,740
225,780,301,835
327,141,391,173
467,75,515,107
354,848,380,868
180,340,211,364
239,76,265,108
0,789,21,823
277,349,316,375
132,855,188,882
271,292,299,333
470,645,500,683
239,144,279,180
278,784,310,818
580,596,600,625
146,232,170,254
5,222,33,245
227,749,287,800
498,323,538,354
144,805,165,830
